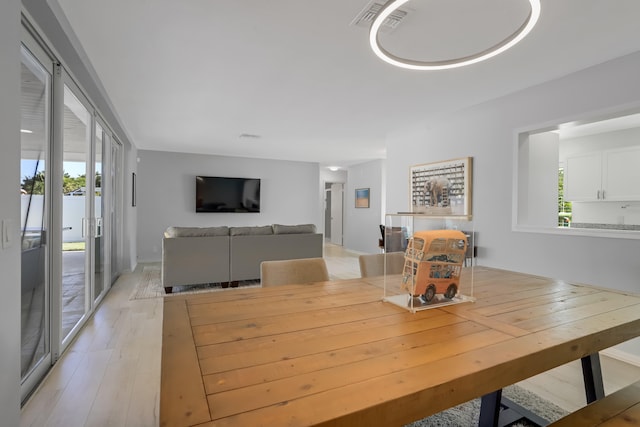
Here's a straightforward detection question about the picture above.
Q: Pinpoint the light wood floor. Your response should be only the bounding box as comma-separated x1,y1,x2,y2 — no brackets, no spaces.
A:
20,243,640,426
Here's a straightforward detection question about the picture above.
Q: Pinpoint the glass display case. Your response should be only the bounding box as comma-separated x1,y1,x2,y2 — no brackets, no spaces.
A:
383,214,475,312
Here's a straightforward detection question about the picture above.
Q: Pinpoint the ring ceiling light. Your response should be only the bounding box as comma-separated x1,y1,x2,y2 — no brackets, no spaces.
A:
369,0,541,71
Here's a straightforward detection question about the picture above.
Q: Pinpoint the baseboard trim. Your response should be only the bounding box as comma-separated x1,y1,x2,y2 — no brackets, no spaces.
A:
601,348,640,367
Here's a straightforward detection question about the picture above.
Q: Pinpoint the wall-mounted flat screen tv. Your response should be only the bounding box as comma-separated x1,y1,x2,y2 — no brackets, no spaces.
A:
196,176,261,213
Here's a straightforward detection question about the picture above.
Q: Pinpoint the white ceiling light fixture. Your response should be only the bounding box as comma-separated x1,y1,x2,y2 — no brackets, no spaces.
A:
369,0,541,71
327,166,340,171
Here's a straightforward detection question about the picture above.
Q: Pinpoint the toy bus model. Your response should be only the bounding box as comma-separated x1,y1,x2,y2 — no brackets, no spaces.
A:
401,229,468,303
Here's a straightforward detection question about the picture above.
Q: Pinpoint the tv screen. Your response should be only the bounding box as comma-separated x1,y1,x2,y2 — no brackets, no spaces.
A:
196,176,261,212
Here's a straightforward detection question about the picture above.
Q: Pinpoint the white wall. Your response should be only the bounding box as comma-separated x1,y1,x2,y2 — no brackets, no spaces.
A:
124,145,138,271
571,202,640,226
136,150,321,262
386,51,640,356
320,168,347,185
0,0,22,424
344,160,385,253
517,132,560,228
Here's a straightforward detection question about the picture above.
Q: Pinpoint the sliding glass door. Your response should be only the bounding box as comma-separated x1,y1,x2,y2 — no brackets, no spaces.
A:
94,122,105,302
61,83,92,344
20,43,52,398
60,79,116,347
94,119,114,303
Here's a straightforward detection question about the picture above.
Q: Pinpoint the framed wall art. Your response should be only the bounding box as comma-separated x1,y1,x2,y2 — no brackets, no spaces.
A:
355,188,370,208
410,157,472,217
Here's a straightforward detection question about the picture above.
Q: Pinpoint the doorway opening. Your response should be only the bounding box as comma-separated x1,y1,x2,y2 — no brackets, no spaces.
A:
324,182,344,246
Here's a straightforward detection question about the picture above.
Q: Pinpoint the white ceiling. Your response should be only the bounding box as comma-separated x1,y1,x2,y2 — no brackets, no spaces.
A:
53,0,640,168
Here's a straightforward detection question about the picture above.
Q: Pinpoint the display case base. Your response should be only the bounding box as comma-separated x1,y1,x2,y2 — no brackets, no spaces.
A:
383,293,475,313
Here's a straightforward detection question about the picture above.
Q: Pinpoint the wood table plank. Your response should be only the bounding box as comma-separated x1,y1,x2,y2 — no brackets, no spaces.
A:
202,320,487,394
199,310,465,375
160,299,211,427
207,328,509,421
188,284,381,326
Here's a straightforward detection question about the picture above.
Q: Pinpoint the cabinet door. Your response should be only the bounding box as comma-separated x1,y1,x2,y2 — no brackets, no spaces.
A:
603,147,640,201
565,152,602,201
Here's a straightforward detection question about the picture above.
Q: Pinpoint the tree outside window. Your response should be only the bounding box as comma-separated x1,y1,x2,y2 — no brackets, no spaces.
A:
558,168,572,227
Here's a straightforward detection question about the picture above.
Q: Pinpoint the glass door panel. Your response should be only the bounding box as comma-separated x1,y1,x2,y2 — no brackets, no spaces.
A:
61,85,91,343
94,122,105,301
20,45,51,385
110,140,121,284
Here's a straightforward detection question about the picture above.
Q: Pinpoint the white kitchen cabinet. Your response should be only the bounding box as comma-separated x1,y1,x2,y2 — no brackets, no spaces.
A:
565,146,640,201
603,147,640,200
565,152,602,201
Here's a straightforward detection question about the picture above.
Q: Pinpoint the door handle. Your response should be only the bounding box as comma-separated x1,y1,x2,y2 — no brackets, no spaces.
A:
95,217,103,238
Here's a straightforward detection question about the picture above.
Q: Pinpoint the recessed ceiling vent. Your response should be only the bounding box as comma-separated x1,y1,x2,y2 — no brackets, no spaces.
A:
239,133,261,139
351,1,408,32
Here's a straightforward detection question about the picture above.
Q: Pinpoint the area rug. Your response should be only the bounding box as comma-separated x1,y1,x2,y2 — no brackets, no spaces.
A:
406,384,568,426
129,265,260,300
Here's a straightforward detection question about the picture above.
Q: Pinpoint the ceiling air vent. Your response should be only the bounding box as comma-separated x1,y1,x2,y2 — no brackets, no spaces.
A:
239,133,261,139
351,1,408,32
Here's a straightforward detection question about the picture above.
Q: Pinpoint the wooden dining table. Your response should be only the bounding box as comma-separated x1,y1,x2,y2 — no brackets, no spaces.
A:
160,266,640,427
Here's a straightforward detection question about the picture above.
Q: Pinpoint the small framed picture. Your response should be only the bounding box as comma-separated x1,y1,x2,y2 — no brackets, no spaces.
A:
355,188,370,208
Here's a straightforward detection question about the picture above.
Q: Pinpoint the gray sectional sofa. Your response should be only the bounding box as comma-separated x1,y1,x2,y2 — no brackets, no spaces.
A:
161,224,323,293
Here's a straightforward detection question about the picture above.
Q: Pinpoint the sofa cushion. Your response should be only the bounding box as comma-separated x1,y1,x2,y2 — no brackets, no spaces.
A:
230,225,274,236
165,226,229,238
273,224,317,234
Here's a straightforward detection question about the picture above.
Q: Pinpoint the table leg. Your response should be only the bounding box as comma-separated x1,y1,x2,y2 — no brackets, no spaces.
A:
479,389,549,427
478,353,605,426
581,353,605,404
479,389,502,427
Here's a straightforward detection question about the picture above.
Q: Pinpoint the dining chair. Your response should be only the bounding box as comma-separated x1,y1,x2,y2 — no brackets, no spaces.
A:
358,252,405,278
260,257,330,287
